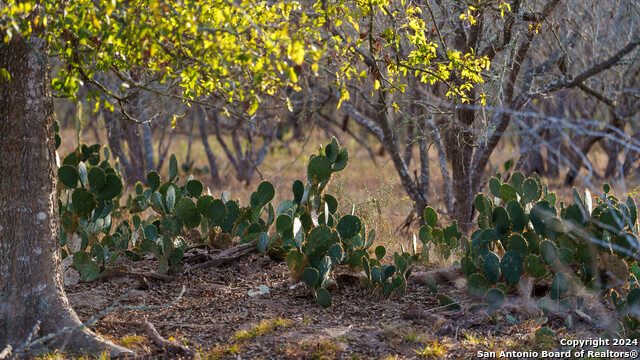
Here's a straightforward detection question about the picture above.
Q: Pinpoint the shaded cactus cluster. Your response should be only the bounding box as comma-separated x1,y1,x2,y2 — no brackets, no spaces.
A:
57,139,408,308
127,154,276,274
57,144,123,280
277,138,410,307
418,206,463,261
460,171,640,328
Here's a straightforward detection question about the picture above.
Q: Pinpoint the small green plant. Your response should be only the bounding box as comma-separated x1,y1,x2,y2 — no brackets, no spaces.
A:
418,206,464,261
120,335,147,347
403,329,429,344
413,340,447,359
231,318,292,342
357,247,415,297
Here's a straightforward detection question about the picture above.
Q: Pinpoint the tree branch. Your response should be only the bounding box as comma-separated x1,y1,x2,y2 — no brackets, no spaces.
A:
513,36,640,109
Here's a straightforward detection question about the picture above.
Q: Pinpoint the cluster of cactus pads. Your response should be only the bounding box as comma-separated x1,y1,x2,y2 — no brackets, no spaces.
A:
278,138,412,306
270,138,406,307
57,138,410,308
57,144,123,280
128,153,276,274
418,207,463,261
459,172,640,326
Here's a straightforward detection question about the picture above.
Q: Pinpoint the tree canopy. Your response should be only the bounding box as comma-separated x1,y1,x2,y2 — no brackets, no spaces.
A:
1,0,488,117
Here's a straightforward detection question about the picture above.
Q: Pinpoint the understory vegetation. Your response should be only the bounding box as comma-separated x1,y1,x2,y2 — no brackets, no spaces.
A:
55,132,640,358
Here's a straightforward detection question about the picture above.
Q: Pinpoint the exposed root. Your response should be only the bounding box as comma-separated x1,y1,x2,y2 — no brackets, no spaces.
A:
144,322,200,359
18,326,136,359
52,327,135,359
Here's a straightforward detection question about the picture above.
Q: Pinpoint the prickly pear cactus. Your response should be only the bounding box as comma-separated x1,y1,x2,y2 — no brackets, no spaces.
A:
57,144,123,281
276,138,403,307
127,151,281,274
461,172,640,318
56,141,403,310
418,206,464,261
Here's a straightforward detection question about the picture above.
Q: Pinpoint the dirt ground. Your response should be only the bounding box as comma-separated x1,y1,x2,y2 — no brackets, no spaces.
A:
65,249,623,360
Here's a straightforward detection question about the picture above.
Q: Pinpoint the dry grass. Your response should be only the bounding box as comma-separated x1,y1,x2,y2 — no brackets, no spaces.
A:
284,338,344,360
231,318,292,342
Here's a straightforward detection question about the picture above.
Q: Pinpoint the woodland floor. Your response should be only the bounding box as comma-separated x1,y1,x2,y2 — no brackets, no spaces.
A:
53,126,640,359
65,251,623,360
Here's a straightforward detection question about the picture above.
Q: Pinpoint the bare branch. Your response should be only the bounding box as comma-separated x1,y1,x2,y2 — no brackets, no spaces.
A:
514,36,640,108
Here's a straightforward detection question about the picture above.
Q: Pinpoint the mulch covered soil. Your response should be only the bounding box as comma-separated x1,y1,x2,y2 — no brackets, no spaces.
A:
66,252,622,359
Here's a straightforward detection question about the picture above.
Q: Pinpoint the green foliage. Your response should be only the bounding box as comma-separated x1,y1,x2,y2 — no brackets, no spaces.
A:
2,0,326,115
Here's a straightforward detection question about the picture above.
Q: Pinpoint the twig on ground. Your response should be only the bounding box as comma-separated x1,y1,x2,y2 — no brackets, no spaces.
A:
187,240,257,272
128,271,175,282
103,320,213,330
410,266,463,285
91,267,175,283
7,321,40,360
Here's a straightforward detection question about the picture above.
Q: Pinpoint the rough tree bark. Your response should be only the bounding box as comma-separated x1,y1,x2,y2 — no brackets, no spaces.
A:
0,33,132,357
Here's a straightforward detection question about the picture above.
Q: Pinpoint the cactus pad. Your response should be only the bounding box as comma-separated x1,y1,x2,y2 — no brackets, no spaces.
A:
186,179,203,198
524,254,547,278
332,147,349,171
286,250,307,279
72,188,97,216
95,174,122,200
147,171,161,192
500,250,522,284
467,273,490,297
336,215,362,239
169,154,178,181
307,155,332,184
486,288,505,315
58,165,79,189
315,288,332,308
483,252,500,284
88,167,106,192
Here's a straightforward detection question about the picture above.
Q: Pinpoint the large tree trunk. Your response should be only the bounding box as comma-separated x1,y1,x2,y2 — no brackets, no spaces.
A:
447,107,475,233
0,33,131,357
122,120,147,185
